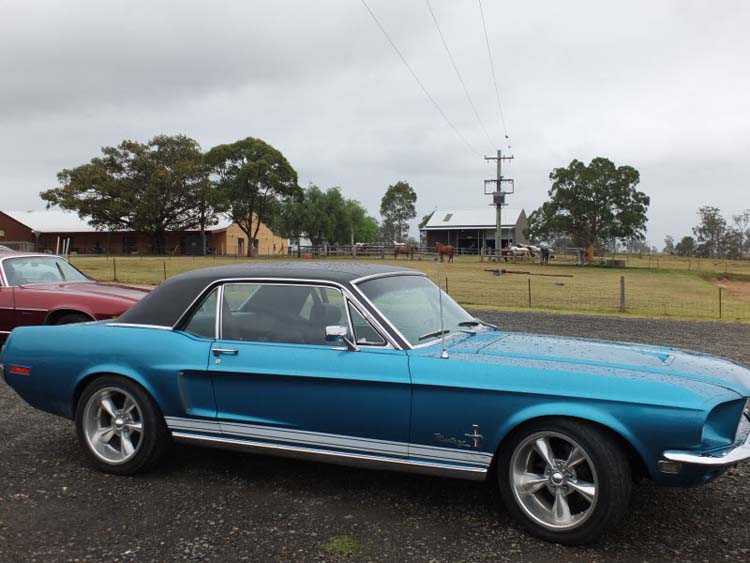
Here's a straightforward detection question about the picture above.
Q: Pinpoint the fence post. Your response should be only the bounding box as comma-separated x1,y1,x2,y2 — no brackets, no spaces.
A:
445,277,449,294
528,278,532,308
163,261,167,281
113,258,118,282
619,276,625,312
719,287,723,319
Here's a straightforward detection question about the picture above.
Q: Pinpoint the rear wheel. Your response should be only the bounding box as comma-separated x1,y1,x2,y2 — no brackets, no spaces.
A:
498,418,631,545
53,312,92,325
75,375,171,475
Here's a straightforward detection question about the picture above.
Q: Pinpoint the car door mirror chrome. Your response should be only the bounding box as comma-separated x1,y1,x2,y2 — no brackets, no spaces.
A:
325,325,359,352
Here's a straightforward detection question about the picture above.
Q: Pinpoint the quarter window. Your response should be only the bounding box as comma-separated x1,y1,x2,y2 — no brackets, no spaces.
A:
183,288,218,339
220,283,349,346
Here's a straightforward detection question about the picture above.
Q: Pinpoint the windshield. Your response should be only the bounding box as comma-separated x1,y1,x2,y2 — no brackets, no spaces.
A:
2,256,90,286
357,274,479,346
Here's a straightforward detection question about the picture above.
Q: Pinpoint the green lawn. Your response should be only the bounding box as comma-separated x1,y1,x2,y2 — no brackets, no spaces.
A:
68,254,750,323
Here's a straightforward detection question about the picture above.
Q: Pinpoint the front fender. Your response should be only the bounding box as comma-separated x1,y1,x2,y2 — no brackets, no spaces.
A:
490,401,702,480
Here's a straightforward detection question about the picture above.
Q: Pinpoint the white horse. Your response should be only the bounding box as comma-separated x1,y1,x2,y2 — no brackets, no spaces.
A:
509,245,531,261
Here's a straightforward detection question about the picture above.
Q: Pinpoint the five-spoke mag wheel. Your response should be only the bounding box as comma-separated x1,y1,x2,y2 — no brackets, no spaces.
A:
75,375,171,475
499,418,632,545
82,387,144,464
510,431,598,530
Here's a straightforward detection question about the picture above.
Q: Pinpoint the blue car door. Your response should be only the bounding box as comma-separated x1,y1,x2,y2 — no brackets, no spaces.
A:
205,281,412,461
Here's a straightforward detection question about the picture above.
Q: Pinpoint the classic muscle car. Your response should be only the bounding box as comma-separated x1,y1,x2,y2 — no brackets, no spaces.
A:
0,251,149,339
2,262,749,544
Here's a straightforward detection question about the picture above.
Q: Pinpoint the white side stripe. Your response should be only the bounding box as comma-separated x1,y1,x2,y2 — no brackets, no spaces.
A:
164,416,493,467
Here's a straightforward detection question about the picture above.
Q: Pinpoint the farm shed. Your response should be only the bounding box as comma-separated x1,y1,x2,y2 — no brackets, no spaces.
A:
0,209,287,256
421,207,528,252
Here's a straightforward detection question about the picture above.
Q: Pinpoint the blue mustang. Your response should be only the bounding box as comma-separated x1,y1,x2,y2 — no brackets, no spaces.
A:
2,262,749,544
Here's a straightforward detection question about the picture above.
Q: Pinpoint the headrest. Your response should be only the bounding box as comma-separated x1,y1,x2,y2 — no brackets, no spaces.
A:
311,302,343,326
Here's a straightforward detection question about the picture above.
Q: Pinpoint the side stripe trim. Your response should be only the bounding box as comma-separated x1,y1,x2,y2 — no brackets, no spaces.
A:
164,416,493,467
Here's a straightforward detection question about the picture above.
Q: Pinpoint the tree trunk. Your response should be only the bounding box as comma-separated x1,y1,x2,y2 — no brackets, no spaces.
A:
586,242,595,265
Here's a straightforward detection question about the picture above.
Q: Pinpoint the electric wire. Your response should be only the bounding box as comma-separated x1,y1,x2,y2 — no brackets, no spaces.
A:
425,0,495,151
478,0,511,149
360,0,482,158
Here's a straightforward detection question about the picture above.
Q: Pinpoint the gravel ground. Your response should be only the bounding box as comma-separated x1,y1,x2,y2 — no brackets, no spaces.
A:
1,311,749,563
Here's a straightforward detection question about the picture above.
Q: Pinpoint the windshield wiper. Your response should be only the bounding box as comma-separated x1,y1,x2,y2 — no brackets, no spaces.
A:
418,328,450,341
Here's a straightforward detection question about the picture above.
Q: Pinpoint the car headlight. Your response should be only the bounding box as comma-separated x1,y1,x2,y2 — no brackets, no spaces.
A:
736,398,750,446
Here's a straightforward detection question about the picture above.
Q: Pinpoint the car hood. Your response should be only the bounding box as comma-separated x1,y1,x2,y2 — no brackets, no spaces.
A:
18,281,151,303
445,331,750,397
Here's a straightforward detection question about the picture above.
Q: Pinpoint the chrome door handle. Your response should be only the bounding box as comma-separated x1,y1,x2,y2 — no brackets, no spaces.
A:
212,348,239,356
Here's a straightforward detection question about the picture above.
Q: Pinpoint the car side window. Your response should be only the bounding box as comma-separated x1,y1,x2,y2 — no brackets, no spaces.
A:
183,288,218,339
347,302,386,346
221,283,349,346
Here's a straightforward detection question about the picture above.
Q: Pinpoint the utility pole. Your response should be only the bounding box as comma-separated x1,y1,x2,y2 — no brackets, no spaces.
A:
484,150,514,256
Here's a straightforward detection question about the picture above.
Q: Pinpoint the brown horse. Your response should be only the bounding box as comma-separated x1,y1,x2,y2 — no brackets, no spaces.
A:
393,244,416,260
435,242,454,263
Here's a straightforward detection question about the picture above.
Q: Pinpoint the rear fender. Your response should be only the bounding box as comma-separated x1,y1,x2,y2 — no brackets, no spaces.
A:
71,365,160,413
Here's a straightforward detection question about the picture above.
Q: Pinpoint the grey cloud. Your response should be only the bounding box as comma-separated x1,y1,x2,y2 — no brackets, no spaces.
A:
1,0,748,244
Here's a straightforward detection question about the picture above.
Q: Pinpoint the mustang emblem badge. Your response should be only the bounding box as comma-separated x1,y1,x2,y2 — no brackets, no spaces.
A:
464,424,483,448
432,433,471,449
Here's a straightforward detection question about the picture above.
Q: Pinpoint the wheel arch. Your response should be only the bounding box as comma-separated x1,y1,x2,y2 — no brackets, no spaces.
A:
488,410,650,482
71,368,163,419
45,307,96,325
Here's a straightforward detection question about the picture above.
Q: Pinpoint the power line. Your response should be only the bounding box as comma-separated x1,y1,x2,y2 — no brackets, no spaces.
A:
359,0,482,158
425,0,495,150
478,0,511,149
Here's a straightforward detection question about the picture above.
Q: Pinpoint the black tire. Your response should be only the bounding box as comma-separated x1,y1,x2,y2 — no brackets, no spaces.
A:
75,375,172,475
497,418,631,545
54,312,92,325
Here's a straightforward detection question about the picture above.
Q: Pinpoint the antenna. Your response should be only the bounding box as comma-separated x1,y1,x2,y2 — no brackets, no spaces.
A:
436,254,449,359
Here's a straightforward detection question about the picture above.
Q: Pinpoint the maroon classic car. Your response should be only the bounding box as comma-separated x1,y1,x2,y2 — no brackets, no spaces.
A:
0,251,149,338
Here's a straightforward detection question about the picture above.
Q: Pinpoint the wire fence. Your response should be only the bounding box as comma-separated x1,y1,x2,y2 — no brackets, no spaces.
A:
67,253,750,323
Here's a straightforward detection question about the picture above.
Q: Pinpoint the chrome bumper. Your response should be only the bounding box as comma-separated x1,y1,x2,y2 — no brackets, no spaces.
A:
663,433,750,467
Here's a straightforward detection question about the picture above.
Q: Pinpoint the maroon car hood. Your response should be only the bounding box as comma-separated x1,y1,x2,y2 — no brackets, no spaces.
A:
18,281,151,303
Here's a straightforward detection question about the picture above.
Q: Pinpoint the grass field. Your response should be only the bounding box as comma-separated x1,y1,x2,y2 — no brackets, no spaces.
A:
68,254,750,323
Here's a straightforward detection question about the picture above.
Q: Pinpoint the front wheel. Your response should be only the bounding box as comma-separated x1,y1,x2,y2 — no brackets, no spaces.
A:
498,418,631,545
75,375,171,475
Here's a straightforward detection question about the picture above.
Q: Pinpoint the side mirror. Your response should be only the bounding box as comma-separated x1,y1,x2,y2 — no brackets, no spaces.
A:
325,325,359,352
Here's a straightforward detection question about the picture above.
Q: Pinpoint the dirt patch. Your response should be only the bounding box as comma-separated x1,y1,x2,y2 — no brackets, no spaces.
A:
711,277,750,301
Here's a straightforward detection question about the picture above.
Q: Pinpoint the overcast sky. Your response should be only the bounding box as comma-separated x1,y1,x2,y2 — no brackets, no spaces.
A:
1,0,748,246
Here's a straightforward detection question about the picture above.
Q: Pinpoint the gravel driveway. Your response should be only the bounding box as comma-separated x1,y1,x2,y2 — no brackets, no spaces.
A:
1,312,749,563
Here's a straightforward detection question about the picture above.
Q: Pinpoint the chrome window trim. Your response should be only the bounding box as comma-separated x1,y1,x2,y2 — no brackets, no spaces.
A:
215,284,224,340
172,276,403,350
106,322,173,331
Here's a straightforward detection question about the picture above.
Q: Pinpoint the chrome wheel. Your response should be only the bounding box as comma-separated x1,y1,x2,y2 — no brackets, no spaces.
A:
510,431,598,531
82,387,144,464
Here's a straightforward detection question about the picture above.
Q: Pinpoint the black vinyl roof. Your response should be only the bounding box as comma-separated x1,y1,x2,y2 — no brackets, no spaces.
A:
117,261,419,327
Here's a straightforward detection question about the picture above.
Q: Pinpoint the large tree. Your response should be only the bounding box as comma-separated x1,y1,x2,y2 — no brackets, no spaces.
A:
674,236,696,257
275,185,378,246
41,135,213,253
692,206,726,258
526,157,649,263
205,137,299,256
380,181,417,243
